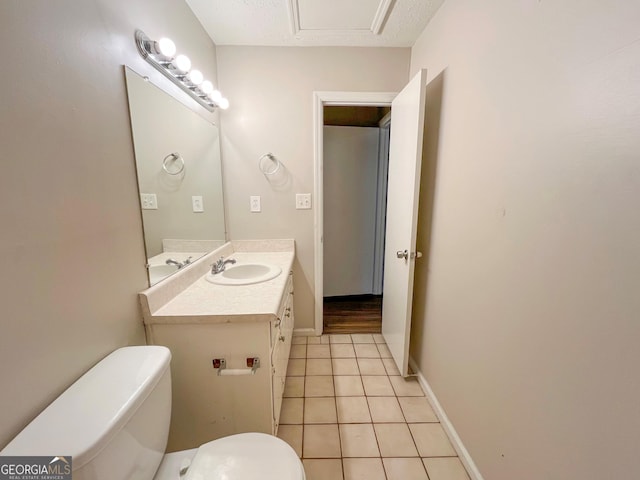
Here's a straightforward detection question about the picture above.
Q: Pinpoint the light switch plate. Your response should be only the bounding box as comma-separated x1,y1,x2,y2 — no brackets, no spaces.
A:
192,196,204,212
250,195,261,212
296,193,312,210
141,193,158,210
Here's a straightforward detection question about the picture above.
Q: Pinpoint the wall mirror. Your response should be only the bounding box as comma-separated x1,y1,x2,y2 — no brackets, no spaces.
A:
124,67,226,286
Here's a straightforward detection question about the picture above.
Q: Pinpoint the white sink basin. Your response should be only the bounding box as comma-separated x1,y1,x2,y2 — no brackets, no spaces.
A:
149,264,180,285
206,263,282,286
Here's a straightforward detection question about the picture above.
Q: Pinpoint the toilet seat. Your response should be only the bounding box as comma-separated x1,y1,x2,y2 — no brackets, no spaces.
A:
182,433,305,480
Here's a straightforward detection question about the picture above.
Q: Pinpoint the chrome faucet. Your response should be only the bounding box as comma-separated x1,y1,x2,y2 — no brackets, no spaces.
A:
166,256,193,269
211,256,236,274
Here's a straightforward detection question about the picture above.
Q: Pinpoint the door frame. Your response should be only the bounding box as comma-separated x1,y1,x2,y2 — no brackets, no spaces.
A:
312,91,397,336
372,111,392,295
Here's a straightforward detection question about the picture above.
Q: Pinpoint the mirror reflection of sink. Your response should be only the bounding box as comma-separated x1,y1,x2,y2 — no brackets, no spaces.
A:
206,263,282,286
149,264,180,286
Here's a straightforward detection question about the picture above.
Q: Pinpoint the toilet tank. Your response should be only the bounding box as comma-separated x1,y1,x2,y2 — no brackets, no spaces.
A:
1,346,172,480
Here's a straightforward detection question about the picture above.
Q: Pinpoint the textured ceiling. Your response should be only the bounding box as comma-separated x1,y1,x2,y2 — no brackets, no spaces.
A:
185,0,445,47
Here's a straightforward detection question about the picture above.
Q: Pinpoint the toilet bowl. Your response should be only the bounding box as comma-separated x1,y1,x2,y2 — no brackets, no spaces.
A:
0,346,305,480
154,433,303,480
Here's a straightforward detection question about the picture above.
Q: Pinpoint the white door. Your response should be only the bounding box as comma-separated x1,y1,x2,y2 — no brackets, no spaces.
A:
382,69,428,377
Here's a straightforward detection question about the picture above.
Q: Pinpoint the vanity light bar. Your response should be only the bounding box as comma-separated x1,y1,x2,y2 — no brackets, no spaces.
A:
135,30,229,112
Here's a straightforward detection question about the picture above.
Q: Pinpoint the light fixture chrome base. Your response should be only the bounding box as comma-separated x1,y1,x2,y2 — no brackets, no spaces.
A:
134,29,216,112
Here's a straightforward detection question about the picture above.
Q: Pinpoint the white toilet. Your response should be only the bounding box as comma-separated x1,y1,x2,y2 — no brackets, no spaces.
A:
0,346,305,480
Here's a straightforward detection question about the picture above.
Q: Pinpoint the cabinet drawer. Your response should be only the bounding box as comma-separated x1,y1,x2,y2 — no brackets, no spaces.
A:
271,274,294,347
277,274,294,317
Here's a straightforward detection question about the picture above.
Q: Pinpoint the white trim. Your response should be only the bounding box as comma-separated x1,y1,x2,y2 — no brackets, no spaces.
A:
287,0,395,37
316,91,396,106
286,0,300,35
371,0,394,35
293,327,317,337
313,93,324,336
409,357,485,480
313,91,397,336
378,110,392,128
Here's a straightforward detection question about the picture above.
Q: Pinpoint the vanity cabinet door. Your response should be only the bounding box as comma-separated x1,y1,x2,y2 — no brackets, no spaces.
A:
271,274,294,432
271,333,286,432
150,322,272,452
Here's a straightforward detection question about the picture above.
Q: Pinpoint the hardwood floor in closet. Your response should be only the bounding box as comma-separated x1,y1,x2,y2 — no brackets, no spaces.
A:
323,295,382,334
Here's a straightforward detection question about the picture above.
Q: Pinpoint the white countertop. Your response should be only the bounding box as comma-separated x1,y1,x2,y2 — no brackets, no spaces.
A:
143,248,294,324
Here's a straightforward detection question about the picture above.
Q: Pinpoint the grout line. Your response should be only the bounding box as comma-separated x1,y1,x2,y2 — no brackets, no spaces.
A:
289,335,463,478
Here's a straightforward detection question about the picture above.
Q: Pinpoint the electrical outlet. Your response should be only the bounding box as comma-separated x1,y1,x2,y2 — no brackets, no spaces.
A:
250,195,261,213
192,196,204,212
141,193,158,210
295,193,312,210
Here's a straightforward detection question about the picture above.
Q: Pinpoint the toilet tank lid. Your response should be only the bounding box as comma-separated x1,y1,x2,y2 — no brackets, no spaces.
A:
0,346,171,469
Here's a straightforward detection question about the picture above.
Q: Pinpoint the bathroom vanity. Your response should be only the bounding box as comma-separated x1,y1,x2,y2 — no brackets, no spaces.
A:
139,240,295,452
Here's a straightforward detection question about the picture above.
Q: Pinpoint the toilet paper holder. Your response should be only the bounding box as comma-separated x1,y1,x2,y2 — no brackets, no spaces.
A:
212,357,261,376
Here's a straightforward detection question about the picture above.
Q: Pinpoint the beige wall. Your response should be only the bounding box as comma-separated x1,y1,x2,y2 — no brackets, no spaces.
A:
216,46,410,329
409,0,640,478
323,126,380,297
0,0,218,448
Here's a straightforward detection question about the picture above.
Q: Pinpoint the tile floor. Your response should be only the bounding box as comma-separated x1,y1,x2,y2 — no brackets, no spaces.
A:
277,333,471,480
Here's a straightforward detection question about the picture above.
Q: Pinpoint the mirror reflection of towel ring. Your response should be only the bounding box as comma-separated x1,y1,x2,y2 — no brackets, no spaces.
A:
162,153,185,175
258,153,281,176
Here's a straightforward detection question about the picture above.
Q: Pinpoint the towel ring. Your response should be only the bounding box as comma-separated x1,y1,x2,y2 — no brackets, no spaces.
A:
258,153,281,176
162,153,185,175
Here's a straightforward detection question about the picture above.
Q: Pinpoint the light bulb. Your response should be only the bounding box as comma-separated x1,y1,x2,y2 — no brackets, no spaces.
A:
218,98,230,110
188,69,203,85
174,54,191,72
156,37,176,57
201,80,214,94
210,90,222,103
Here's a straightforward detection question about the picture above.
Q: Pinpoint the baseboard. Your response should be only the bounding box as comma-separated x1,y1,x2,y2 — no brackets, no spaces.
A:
293,328,316,337
409,357,484,480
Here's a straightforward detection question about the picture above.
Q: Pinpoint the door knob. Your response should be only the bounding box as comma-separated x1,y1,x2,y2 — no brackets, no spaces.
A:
396,250,408,259
411,251,423,259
